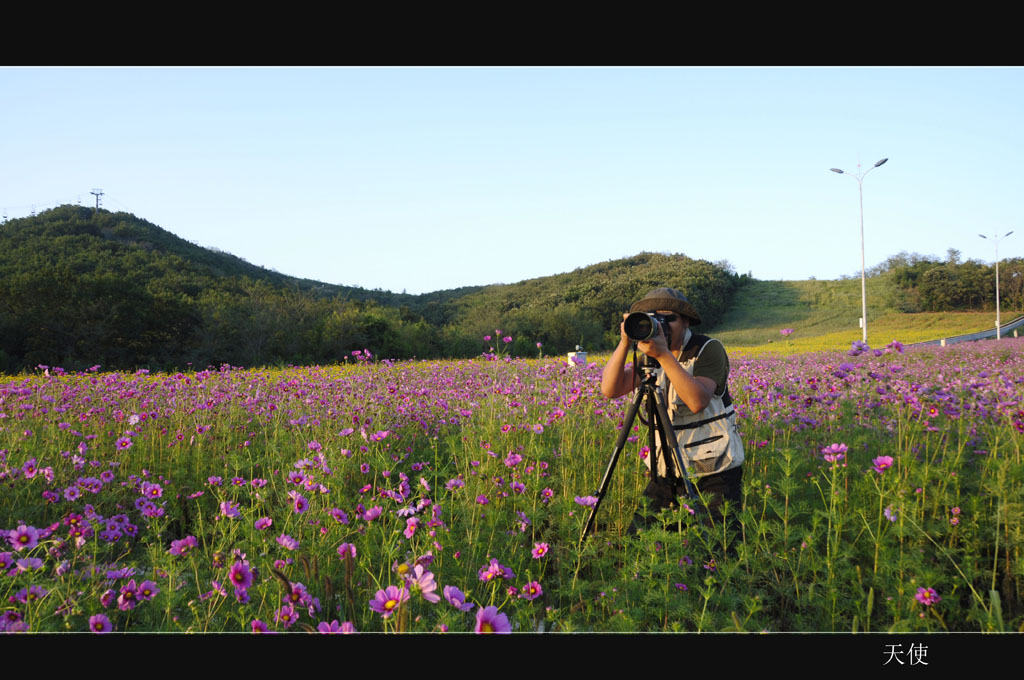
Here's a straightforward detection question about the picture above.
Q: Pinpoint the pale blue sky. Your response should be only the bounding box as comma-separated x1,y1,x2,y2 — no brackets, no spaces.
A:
2,67,1021,294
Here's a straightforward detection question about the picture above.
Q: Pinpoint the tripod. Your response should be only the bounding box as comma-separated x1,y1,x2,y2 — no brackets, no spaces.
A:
581,350,699,541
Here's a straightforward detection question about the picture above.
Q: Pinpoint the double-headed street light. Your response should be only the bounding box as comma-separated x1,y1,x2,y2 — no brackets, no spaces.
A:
979,230,1014,340
831,158,889,344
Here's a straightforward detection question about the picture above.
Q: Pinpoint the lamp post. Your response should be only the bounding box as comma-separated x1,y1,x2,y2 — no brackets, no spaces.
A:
978,230,1014,340
831,158,888,344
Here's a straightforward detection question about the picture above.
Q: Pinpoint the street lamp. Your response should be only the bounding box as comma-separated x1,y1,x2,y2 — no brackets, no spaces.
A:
831,158,888,344
978,230,1014,340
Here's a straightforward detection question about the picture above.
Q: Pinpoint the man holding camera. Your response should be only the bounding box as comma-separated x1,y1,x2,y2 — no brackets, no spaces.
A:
600,287,744,529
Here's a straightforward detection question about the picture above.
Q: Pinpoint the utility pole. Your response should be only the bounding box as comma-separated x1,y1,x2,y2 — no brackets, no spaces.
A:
90,189,104,210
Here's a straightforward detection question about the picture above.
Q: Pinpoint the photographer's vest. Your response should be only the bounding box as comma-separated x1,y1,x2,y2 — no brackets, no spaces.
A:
648,333,745,479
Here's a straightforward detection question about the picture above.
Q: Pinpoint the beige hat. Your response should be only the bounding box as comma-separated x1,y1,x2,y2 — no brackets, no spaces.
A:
629,287,702,325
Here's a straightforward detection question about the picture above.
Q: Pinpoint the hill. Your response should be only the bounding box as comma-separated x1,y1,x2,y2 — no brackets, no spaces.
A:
0,207,742,372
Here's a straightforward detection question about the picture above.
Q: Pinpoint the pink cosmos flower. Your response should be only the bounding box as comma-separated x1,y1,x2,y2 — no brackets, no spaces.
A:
475,605,511,633
229,561,253,590
915,587,940,606
276,533,299,551
89,613,112,633
369,585,409,618
337,543,357,561
872,456,894,474
531,542,550,559
406,564,441,603
255,517,272,530
219,501,241,519
443,585,475,612
519,581,543,601
9,525,39,551
821,443,848,464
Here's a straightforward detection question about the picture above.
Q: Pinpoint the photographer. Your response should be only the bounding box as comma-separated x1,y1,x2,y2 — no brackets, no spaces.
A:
600,287,744,530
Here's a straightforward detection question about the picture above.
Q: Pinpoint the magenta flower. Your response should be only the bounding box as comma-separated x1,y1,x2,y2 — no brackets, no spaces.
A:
276,533,299,551
337,543,357,561
404,517,419,539
477,558,514,582
502,336,512,344
89,613,112,633
288,491,309,514
137,580,160,601
8,525,39,551
475,605,511,633
531,542,550,559
519,581,543,601
229,561,253,590
574,495,598,507
369,585,409,618
872,456,894,474
443,585,475,612
219,501,240,519
362,506,382,522
915,587,941,606
254,517,272,530
780,328,794,337
821,443,848,464
406,564,441,603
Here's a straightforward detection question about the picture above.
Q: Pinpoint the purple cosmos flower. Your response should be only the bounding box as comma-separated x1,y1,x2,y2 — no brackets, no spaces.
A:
369,585,409,618
229,561,253,590
117,581,139,610
89,613,112,633
872,456,894,474
519,581,543,601
475,494,489,505
275,604,298,628
288,491,309,514
915,587,941,606
337,543,356,561
477,558,515,582
821,443,848,464
884,506,898,522
780,328,794,337
443,585,475,612
137,580,160,601
255,517,272,530
475,605,511,633
219,501,241,519
9,525,39,551
574,495,598,507
276,533,299,550
406,564,441,603
168,536,198,557
362,506,382,522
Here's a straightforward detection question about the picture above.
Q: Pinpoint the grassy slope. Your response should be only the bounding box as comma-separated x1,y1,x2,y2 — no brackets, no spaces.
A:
710,279,1022,356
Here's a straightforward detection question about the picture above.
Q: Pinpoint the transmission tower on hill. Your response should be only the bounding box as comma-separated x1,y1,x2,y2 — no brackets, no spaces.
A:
90,189,104,210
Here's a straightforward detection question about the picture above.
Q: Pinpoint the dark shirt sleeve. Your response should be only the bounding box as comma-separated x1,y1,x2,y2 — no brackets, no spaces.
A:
693,340,728,397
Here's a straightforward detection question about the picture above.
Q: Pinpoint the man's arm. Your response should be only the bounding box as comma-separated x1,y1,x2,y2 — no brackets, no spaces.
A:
600,316,640,399
637,330,715,413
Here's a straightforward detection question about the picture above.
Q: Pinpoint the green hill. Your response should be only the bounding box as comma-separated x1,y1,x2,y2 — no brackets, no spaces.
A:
0,207,742,372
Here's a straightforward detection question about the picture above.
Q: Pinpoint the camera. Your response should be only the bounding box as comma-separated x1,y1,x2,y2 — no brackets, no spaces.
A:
624,311,672,345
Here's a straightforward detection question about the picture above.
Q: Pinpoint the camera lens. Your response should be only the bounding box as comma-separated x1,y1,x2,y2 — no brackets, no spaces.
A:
624,312,658,341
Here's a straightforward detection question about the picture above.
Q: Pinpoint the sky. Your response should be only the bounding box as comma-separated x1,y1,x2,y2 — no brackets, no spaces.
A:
2,67,1021,295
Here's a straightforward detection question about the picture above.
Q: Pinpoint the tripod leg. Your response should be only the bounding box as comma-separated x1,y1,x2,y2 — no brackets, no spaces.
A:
581,388,646,541
652,390,699,501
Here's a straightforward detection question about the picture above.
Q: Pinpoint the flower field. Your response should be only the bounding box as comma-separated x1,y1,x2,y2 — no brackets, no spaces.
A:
2,339,1023,633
